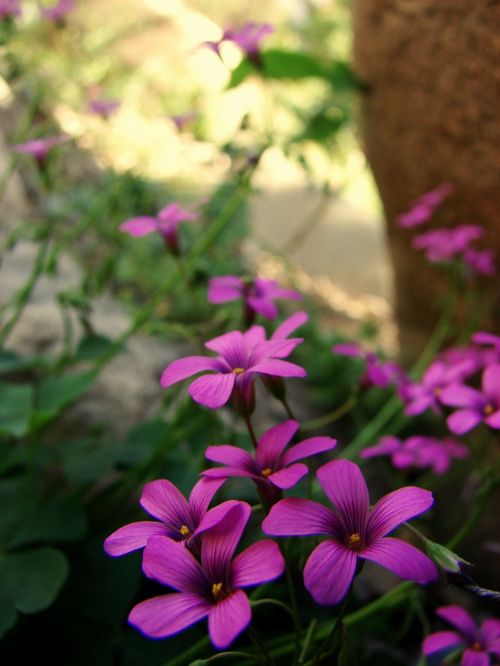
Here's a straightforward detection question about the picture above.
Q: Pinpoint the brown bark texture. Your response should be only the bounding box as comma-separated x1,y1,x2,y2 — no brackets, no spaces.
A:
352,0,500,356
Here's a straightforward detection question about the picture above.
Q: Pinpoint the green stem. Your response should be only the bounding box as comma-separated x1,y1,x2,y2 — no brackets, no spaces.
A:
298,619,317,665
244,415,259,449
310,586,352,665
165,636,211,666
446,473,498,550
193,651,261,664
301,396,356,432
281,395,297,421
248,626,274,665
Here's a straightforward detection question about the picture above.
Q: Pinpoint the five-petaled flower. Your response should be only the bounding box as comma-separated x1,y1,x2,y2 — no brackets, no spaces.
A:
440,363,500,434
208,275,302,323
423,605,500,666
120,202,199,255
128,502,285,649
263,459,437,605
104,478,235,556
160,318,307,411
203,420,336,502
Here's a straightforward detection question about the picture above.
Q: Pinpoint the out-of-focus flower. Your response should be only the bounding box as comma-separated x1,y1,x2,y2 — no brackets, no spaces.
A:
88,96,120,119
0,0,21,19
472,331,500,350
170,112,198,132
397,182,453,228
413,224,483,263
423,605,500,665
203,420,336,500
203,22,274,62
104,478,236,557
463,248,496,276
160,322,306,412
128,503,285,649
360,435,468,475
440,363,500,434
208,275,302,322
263,459,437,605
403,359,475,416
120,202,199,255
12,135,68,166
333,342,407,390
41,0,75,22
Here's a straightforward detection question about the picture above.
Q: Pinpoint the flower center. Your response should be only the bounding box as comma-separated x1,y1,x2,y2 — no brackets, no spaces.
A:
179,525,191,537
433,386,442,397
483,404,495,416
211,582,227,601
471,641,482,652
233,367,245,375
261,467,273,478
347,533,362,551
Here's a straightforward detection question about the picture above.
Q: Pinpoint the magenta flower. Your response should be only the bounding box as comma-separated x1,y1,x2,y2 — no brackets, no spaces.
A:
204,22,274,62
472,331,500,350
423,605,500,666
104,478,238,556
463,248,496,276
398,182,453,228
120,202,199,254
333,342,406,390
403,359,475,416
0,0,21,18
41,0,75,22
160,321,306,411
360,435,468,475
12,135,68,165
128,502,285,649
263,459,437,605
203,420,336,498
208,275,302,322
413,224,483,263
88,97,120,119
440,363,500,434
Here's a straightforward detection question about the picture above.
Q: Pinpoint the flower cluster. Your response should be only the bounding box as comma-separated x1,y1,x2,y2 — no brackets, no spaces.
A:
0,0,21,19
333,342,407,390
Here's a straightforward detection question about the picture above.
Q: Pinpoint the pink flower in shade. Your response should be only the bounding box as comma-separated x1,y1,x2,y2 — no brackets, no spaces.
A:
104,478,240,557
0,0,21,18
203,420,336,503
88,97,120,119
403,359,476,417
128,502,285,649
439,363,500,435
204,22,274,62
360,435,468,475
413,224,484,263
262,459,437,606
12,135,68,165
332,343,407,390
160,318,306,412
423,605,500,666
41,0,75,22
120,202,199,255
472,332,500,350
208,275,302,322
170,112,198,132
398,182,453,228
463,248,496,276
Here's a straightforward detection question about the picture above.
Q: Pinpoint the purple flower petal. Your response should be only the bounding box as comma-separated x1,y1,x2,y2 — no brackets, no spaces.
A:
208,589,251,649
485,410,500,429
140,479,189,528
231,540,285,587
247,296,279,320
332,343,363,358
208,276,244,304
282,436,337,465
104,521,170,556
189,372,236,408
462,649,489,666
480,618,500,649
142,536,206,592
120,216,159,237
188,477,225,525
202,466,257,481
437,606,477,642
196,500,244,536
272,311,308,339
360,436,402,460
422,630,463,655
257,420,299,467
304,540,357,605
360,537,438,584
366,486,434,542
316,460,370,535
243,325,266,348
440,384,485,410
202,503,251,581
205,445,255,469
268,463,308,489
205,330,246,359
262,498,341,537
160,356,223,388
447,409,483,435
249,358,306,378
405,394,434,416
129,592,210,639
482,363,500,403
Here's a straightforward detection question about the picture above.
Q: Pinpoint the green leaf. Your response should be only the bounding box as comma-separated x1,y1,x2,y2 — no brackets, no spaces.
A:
0,583,17,639
0,547,69,613
226,57,256,88
73,335,114,363
0,381,33,437
0,350,48,375
0,477,37,545
119,419,171,466
61,438,120,483
261,49,325,80
35,370,94,420
326,60,363,91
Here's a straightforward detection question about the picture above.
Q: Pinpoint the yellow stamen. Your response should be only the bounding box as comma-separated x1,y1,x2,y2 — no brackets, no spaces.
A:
179,525,190,537
472,641,482,652
233,367,245,375
212,582,224,600
348,533,362,550
261,467,273,478
484,404,494,415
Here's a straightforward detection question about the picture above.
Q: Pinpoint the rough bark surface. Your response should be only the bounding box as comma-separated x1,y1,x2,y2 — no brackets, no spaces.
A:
352,1,500,355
